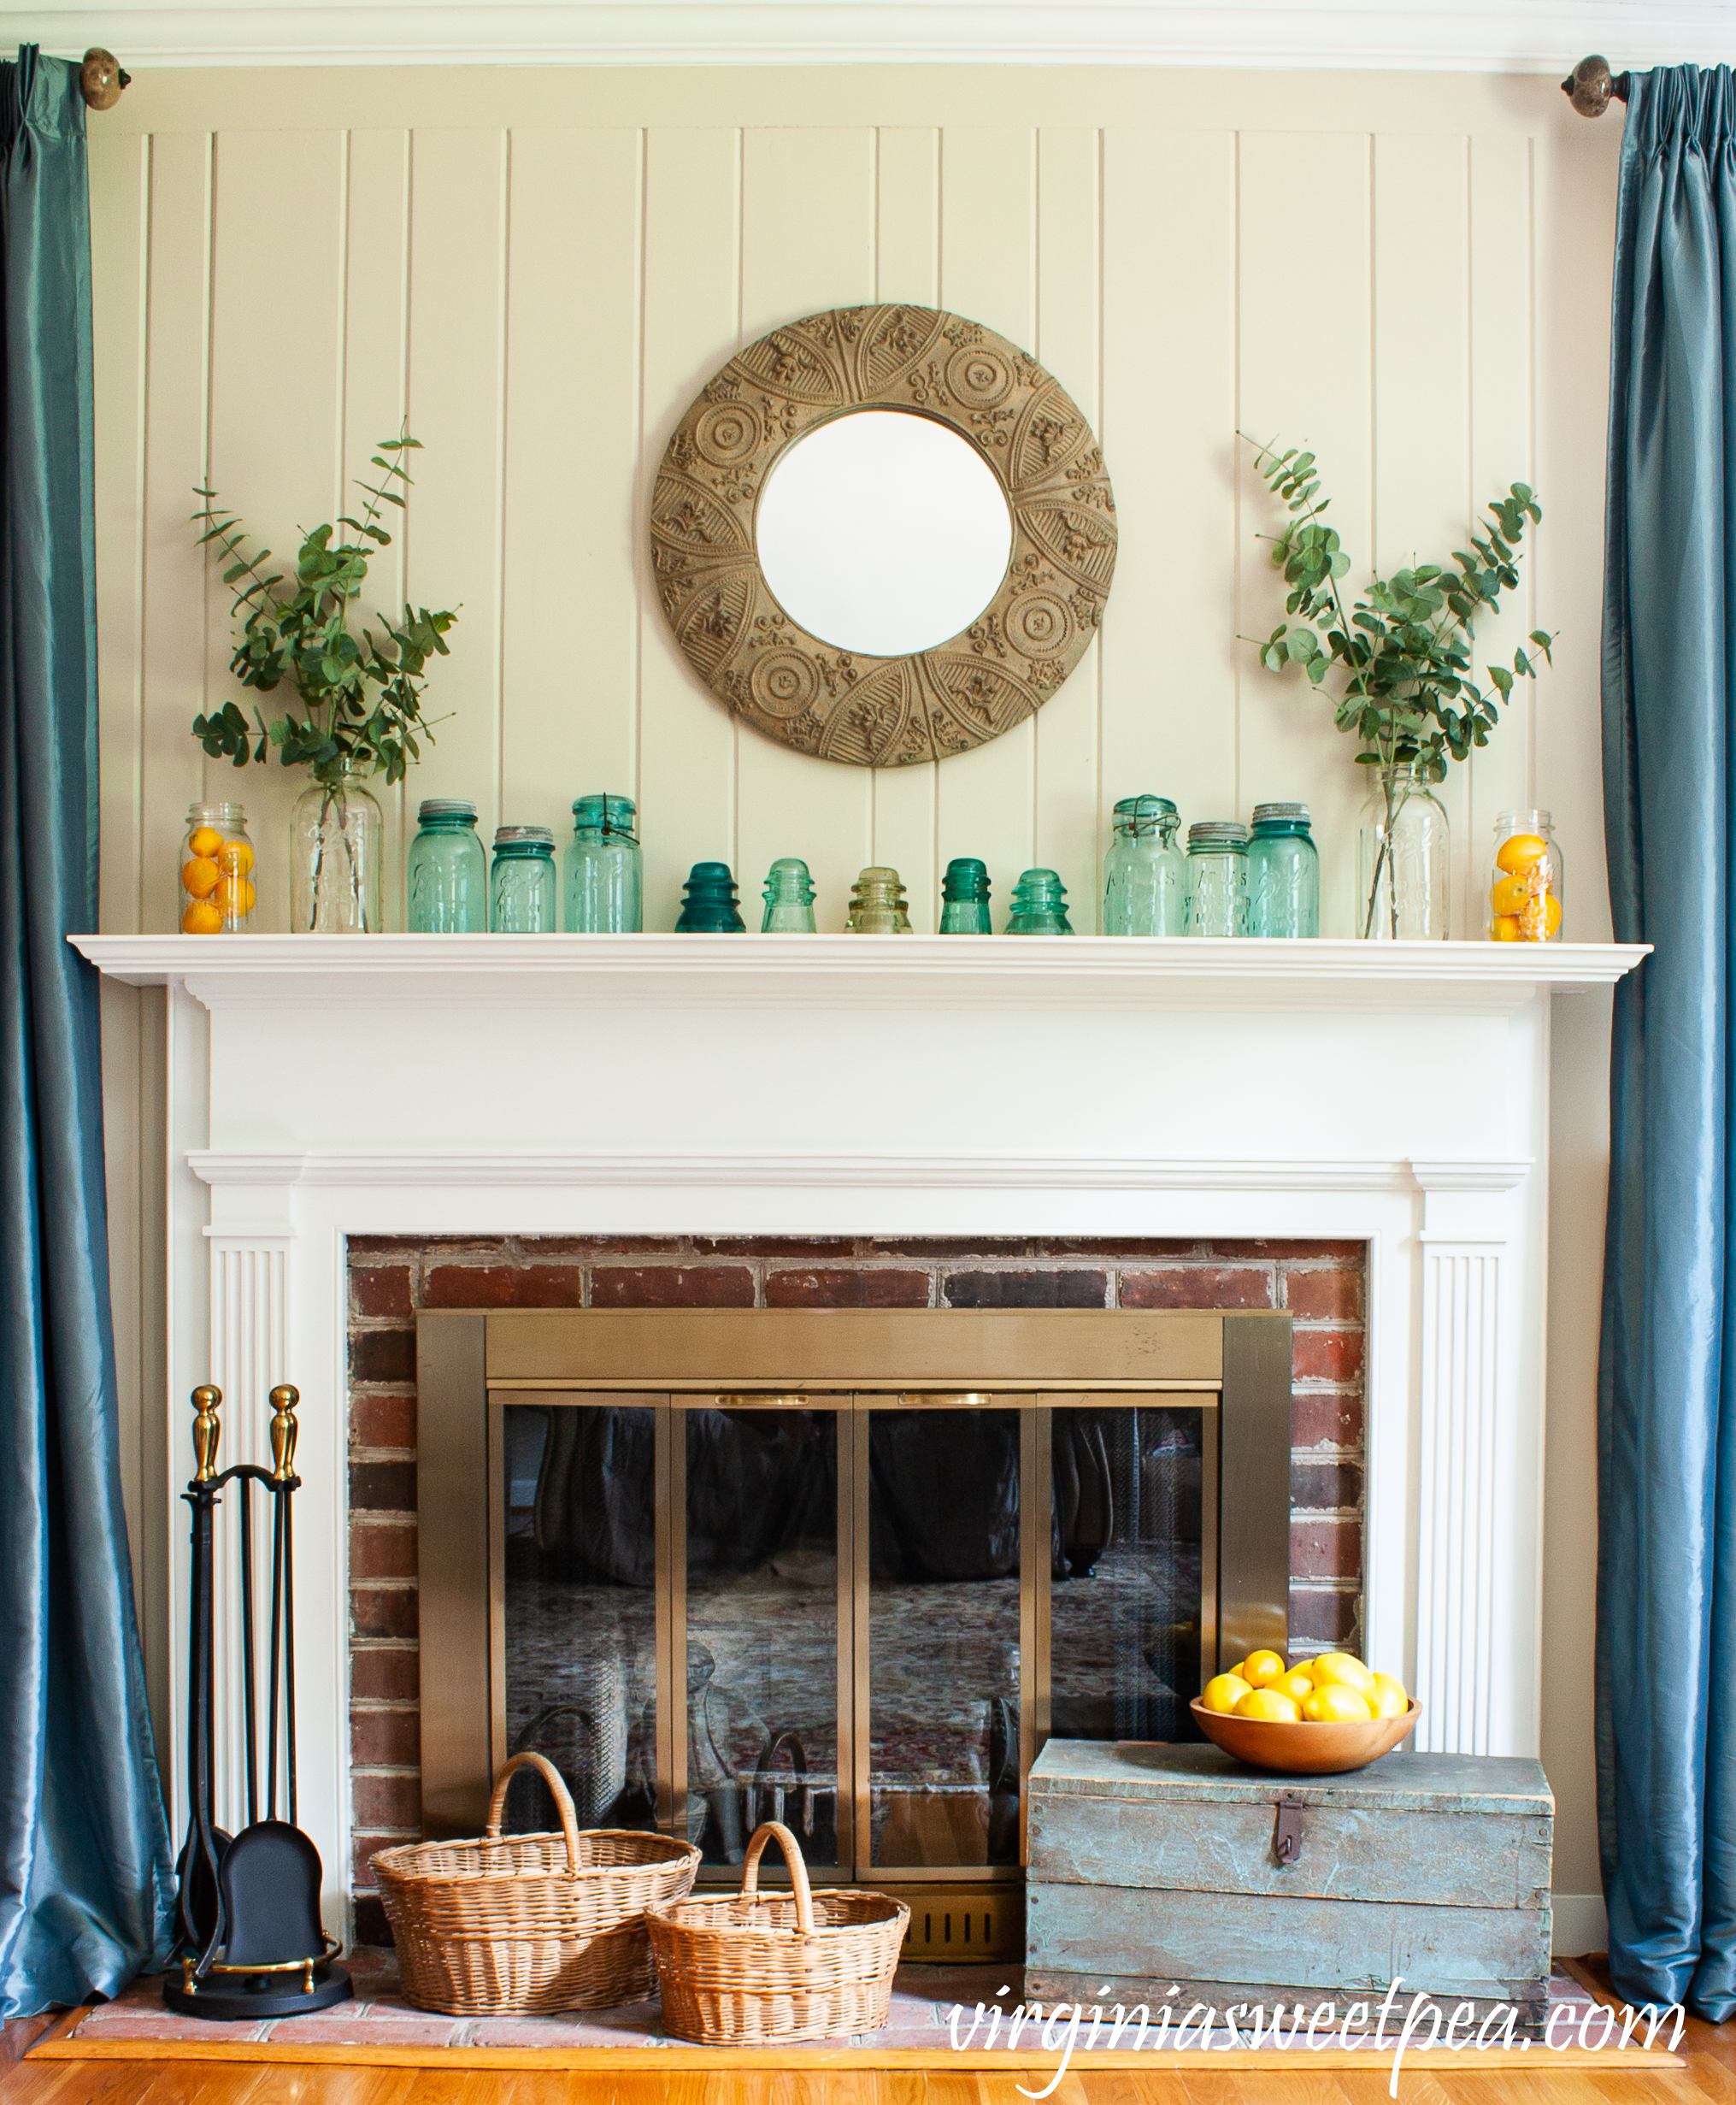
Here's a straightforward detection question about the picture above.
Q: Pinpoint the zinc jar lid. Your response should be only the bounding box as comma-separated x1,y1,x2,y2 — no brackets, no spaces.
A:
418,798,476,823
1251,801,1311,828
1188,820,1250,848
494,824,555,847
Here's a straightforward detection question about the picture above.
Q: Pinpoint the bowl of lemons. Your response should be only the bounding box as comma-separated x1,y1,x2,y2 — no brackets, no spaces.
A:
1188,1650,1420,1774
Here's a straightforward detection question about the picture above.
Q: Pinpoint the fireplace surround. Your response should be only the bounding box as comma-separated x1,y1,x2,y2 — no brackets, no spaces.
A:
74,930,1649,1947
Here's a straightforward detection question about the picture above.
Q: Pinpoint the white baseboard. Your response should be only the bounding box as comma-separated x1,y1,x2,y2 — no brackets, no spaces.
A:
1552,1893,1608,1955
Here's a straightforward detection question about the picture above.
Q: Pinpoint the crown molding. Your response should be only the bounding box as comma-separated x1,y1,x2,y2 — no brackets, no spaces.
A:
9,0,1733,72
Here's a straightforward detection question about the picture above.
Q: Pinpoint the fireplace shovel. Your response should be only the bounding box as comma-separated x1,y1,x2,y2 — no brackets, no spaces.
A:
164,1383,352,2020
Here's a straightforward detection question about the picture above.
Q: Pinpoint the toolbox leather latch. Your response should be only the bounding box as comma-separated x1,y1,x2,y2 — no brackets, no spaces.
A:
1274,1796,1306,1866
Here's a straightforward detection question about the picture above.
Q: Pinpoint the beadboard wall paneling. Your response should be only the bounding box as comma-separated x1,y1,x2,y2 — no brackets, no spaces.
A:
85,66,1621,1913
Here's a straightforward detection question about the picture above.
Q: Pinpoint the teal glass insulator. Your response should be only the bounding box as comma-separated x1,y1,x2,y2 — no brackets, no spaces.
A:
1103,794,1185,936
565,793,642,932
1007,868,1074,935
939,857,992,935
761,857,817,932
675,861,744,932
490,825,558,932
407,799,487,932
1185,821,1250,936
846,866,912,933
1247,801,1320,938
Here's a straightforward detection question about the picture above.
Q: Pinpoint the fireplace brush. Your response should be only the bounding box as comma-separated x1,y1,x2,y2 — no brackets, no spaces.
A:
165,1383,352,2019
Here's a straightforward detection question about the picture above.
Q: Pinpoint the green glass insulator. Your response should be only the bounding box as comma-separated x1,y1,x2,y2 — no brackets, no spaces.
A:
939,857,992,935
762,857,817,933
1007,867,1074,935
846,866,912,934
675,860,744,932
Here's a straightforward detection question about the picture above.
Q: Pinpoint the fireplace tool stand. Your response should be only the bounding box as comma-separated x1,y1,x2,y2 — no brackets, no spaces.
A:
165,1383,352,2019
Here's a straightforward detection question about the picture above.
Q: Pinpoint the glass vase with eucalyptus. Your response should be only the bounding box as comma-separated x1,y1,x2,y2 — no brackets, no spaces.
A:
1358,763,1450,940
291,760,385,934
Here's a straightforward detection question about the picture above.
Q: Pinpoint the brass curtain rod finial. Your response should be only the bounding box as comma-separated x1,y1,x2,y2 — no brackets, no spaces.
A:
268,1383,300,1482
191,1384,222,1482
79,48,128,111
1562,55,1627,118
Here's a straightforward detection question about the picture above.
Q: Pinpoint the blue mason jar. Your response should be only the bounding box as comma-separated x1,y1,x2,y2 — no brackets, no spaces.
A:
1102,794,1186,935
1247,801,1320,937
565,793,642,932
407,799,487,932
491,825,558,932
1185,821,1250,937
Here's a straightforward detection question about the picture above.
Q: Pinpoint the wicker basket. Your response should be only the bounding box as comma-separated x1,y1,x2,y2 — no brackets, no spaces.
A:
647,1820,909,2045
372,1751,699,2014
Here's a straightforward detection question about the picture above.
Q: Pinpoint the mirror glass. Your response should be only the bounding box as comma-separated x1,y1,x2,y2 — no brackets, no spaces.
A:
754,409,1014,657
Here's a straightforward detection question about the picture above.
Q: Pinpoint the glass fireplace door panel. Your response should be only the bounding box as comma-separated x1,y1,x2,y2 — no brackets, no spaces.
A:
681,1402,844,1874
863,1404,1022,1872
1045,1400,1215,1743
496,1399,660,1837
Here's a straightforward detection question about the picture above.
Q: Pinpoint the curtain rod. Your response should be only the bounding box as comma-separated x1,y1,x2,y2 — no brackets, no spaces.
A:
79,47,127,109
1562,54,1629,116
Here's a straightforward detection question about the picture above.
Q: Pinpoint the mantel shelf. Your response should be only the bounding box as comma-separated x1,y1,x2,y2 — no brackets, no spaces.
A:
70,932,1649,1012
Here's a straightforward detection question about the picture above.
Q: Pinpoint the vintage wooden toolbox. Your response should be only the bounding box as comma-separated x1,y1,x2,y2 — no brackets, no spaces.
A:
1027,1742,1552,2031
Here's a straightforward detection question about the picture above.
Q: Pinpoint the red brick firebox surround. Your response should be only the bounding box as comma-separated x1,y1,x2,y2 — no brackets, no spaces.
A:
344,1234,1367,1943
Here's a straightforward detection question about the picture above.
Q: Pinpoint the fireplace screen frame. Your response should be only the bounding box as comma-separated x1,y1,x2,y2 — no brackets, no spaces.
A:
415,1308,1291,1888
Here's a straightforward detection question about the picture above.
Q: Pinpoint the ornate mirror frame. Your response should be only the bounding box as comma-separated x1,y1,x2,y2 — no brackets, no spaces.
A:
650,304,1117,769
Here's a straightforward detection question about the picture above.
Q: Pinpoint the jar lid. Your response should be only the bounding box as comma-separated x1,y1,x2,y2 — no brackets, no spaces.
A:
1251,801,1310,828
418,798,476,822
494,824,555,846
573,792,637,829
1188,820,1250,847
1113,794,1178,823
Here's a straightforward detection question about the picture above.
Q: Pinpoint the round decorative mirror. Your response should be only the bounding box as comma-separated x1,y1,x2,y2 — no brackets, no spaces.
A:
650,304,1116,768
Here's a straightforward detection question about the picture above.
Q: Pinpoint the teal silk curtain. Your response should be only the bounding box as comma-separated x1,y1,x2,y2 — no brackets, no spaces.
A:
0,48,174,2016
1599,63,1736,2020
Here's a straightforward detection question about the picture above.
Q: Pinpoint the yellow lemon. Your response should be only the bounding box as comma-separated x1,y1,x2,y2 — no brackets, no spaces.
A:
1225,1660,1247,1683
218,838,254,876
181,856,221,899
1545,893,1562,937
1201,1672,1252,1714
215,875,256,918
1495,832,1549,876
1235,1688,1300,1722
1303,1684,1374,1723
1491,914,1522,940
1275,1669,1315,1702
187,825,223,858
1371,1672,1409,1719
181,899,223,935
1240,1649,1287,1689
1491,872,1543,917
1309,1653,1376,1695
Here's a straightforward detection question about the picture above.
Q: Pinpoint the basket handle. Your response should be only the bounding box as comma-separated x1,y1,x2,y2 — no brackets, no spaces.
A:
738,1819,815,1936
485,1750,581,1876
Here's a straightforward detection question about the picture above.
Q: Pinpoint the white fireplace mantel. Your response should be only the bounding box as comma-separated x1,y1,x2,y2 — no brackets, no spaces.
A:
76,932,1646,1933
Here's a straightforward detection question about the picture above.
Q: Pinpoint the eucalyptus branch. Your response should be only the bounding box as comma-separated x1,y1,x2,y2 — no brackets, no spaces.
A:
189,427,457,788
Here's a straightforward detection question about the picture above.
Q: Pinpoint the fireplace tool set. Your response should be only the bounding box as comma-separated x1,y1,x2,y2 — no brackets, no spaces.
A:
166,1382,351,2018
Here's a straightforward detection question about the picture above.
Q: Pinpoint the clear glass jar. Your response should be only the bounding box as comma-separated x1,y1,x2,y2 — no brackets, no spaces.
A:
491,825,558,932
1358,763,1450,940
939,857,992,935
180,802,256,935
1185,821,1250,937
1007,868,1074,935
1103,795,1185,935
846,866,912,933
1488,809,1563,942
565,793,643,933
1247,802,1320,938
761,857,816,932
407,799,486,933
291,761,383,934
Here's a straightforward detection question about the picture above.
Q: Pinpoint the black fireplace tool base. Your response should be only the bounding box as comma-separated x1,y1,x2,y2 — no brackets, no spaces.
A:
163,1962,352,2022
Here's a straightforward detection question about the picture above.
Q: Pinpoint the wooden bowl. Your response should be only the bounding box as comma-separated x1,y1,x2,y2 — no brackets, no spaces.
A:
1189,1697,1422,1775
